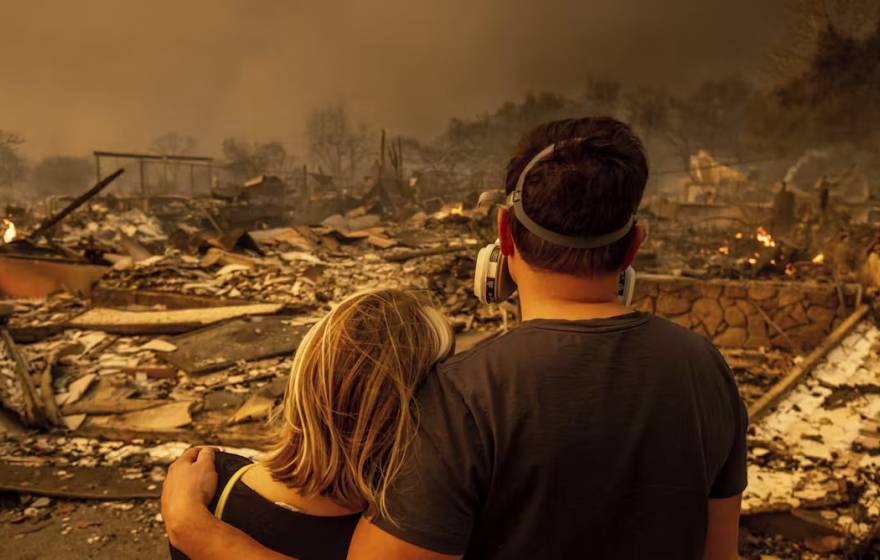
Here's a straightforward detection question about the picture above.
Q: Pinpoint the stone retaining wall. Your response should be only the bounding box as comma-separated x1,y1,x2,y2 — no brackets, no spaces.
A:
632,274,854,349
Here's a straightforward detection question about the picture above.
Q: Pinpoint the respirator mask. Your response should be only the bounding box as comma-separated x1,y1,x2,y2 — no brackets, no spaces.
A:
473,141,638,306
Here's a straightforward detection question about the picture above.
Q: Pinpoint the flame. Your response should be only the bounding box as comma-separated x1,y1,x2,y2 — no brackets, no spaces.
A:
735,232,744,240
449,203,465,216
747,257,757,265
1,219,15,243
812,253,825,264
756,227,776,248
718,245,730,255
785,263,797,276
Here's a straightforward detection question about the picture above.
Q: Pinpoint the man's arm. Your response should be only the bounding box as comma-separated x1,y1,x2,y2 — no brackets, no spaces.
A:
348,518,461,560
161,447,294,560
703,348,747,560
703,494,741,560
347,370,485,558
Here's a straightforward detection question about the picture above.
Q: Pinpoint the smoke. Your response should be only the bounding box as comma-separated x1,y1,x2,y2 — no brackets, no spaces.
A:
0,0,786,160
783,149,829,184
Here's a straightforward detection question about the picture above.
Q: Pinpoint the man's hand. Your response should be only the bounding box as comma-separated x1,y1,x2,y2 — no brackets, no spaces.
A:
161,446,218,546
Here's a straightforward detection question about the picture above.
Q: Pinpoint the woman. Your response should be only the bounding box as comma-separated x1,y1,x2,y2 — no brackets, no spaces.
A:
169,288,453,559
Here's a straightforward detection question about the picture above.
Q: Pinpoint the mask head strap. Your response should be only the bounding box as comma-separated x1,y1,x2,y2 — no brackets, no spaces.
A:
508,141,636,249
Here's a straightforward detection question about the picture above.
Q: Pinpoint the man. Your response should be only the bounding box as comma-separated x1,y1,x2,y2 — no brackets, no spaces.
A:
163,117,747,559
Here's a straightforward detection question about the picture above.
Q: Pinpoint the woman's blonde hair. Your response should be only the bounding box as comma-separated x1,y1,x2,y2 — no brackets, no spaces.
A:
262,288,450,521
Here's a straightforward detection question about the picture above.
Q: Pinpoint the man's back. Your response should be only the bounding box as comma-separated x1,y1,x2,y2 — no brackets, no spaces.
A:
374,312,747,559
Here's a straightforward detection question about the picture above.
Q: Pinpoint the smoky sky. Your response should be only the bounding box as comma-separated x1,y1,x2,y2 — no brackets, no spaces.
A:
1,0,786,160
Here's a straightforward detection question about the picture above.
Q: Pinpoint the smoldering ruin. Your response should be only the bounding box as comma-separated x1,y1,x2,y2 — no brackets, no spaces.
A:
2,1,880,558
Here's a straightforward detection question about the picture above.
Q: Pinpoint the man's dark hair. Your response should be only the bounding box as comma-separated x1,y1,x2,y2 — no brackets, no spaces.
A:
504,117,648,276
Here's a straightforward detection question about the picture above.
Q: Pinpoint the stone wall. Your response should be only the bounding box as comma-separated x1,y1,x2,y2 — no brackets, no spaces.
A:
631,274,854,350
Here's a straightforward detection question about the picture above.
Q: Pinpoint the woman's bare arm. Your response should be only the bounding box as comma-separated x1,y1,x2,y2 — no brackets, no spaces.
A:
168,505,294,560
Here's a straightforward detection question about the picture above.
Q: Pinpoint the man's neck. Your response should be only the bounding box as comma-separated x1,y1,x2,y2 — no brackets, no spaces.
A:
519,295,631,322
515,268,632,322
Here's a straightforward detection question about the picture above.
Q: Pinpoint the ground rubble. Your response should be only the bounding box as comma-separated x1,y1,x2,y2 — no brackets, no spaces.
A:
0,203,507,557
1,196,880,557
0,203,506,462
740,321,880,558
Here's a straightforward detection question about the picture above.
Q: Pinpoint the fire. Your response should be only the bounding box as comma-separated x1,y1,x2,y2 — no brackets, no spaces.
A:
718,245,729,255
755,227,776,248
812,253,825,264
1,219,15,243
785,263,797,276
735,232,744,240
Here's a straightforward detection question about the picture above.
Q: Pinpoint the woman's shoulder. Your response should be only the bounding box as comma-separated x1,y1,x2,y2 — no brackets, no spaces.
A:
213,451,254,478
206,451,255,513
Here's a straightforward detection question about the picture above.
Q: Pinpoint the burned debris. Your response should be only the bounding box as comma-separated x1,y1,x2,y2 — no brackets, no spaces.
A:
0,141,879,559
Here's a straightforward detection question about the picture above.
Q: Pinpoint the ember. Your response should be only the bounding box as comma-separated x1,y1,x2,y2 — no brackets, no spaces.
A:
1,219,15,243
755,226,776,248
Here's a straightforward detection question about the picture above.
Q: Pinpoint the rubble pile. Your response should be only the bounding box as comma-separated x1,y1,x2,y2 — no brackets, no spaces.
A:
640,150,880,286
1,160,879,557
56,207,168,253
639,206,878,283
0,196,514,556
741,321,880,558
0,198,507,445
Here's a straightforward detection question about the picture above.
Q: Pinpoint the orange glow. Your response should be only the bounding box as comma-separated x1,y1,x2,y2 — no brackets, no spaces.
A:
1,219,15,243
756,227,776,248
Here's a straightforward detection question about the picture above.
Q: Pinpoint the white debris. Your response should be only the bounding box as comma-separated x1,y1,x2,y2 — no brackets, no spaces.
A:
138,339,178,353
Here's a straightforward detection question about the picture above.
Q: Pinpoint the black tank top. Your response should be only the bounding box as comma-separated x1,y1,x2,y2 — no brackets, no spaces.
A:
169,452,360,560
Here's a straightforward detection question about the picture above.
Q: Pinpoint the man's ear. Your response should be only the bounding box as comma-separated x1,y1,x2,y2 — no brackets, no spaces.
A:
620,223,645,270
498,209,515,256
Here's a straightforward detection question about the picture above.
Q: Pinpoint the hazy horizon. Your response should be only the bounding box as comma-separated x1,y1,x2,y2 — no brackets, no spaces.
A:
2,0,786,161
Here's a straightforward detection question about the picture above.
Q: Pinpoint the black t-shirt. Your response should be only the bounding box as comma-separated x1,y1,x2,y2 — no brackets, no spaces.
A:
373,312,748,559
169,452,359,560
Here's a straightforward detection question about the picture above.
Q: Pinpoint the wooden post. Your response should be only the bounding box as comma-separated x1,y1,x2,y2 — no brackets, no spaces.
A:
0,326,47,427
397,137,404,184
303,165,310,204
349,142,355,186
378,129,386,185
